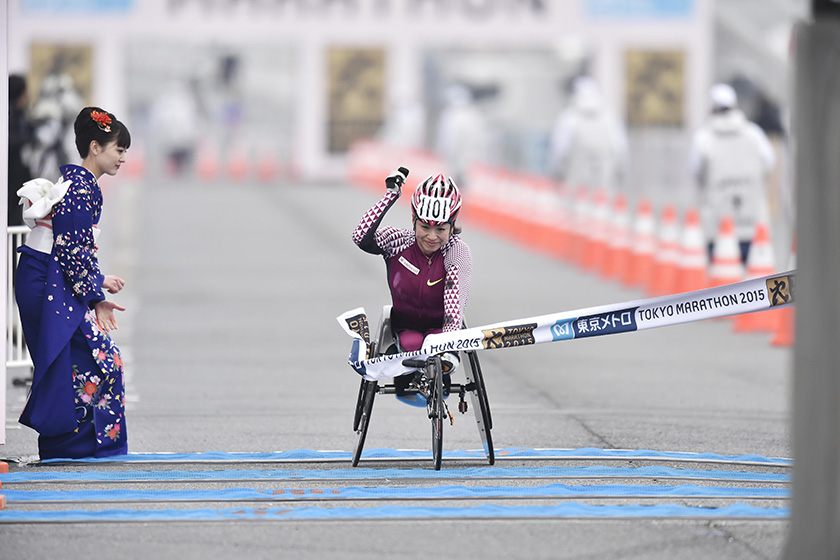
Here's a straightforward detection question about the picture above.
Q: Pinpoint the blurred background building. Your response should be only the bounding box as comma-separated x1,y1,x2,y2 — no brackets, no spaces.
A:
3,1,801,181
4,0,804,234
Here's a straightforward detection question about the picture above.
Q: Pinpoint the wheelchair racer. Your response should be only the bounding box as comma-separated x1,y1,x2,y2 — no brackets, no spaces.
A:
352,168,473,401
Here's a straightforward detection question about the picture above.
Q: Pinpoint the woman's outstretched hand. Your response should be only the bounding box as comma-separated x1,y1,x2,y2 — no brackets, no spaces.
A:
103,275,126,294
95,300,126,332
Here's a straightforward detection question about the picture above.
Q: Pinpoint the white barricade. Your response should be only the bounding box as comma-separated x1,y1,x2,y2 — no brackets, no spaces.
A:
6,225,32,369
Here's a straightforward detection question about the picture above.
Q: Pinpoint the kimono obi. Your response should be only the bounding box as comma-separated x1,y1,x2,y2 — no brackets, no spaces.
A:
16,176,102,254
25,219,100,254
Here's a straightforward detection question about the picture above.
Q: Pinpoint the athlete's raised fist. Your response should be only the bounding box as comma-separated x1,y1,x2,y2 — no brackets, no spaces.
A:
385,167,410,194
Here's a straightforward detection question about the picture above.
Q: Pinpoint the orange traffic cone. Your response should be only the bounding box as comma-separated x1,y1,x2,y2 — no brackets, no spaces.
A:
771,235,796,347
228,146,249,182
547,180,571,260
602,193,631,281
771,306,795,347
647,204,680,296
257,150,278,183
623,198,656,289
675,207,708,293
196,143,218,182
734,222,778,333
568,187,590,266
709,216,744,287
583,189,610,272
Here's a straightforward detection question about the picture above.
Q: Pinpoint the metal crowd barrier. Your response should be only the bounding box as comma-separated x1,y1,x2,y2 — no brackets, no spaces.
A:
6,225,32,369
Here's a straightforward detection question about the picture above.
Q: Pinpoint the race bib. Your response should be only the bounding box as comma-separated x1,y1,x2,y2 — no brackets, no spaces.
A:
415,194,452,223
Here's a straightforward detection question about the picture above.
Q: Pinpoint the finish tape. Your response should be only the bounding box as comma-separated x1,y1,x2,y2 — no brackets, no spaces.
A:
338,271,795,381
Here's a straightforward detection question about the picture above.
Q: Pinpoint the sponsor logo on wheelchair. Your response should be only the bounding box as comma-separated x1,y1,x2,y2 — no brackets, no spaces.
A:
481,323,537,349
766,273,794,307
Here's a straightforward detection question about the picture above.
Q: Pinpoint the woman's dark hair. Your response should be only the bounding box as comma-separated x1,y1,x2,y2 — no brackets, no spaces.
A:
73,106,131,158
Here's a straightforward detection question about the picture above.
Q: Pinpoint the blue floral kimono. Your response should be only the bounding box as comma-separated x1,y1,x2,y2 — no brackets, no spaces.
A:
16,164,127,460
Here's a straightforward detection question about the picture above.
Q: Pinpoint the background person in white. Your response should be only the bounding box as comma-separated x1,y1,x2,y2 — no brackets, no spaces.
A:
689,83,776,264
547,76,628,195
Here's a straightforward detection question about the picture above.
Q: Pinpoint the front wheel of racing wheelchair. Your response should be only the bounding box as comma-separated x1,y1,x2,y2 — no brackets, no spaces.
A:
351,305,494,470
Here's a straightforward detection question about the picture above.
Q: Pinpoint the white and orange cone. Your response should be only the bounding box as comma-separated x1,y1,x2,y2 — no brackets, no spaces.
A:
675,207,709,293
647,204,680,296
583,189,610,272
569,186,591,267
623,198,656,289
602,193,631,281
257,149,278,183
228,145,249,182
734,222,778,333
771,234,796,347
196,143,218,182
709,215,744,287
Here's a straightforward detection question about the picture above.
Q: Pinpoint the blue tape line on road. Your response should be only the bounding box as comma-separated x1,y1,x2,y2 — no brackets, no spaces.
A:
0,502,789,522
0,483,789,503
36,447,791,465
0,465,790,484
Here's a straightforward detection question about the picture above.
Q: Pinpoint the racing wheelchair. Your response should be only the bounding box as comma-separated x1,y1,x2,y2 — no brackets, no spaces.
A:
352,305,494,470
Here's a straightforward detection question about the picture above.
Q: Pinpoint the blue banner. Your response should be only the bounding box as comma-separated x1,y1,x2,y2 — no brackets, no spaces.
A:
22,0,132,13
586,0,693,19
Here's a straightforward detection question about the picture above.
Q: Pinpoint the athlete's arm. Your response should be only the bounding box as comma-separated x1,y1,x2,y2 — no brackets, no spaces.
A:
351,190,402,255
442,237,473,332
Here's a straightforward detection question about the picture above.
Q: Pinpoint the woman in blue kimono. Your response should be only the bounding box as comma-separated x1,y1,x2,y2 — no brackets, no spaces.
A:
15,106,131,460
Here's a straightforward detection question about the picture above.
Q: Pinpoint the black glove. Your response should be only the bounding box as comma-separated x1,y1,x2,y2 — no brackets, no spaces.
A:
385,167,410,195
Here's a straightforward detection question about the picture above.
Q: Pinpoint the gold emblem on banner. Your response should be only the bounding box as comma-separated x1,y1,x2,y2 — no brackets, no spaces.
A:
481,324,537,349
766,274,795,307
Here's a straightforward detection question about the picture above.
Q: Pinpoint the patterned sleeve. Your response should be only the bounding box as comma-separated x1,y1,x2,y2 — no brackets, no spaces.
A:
442,237,473,332
352,190,414,258
50,179,105,307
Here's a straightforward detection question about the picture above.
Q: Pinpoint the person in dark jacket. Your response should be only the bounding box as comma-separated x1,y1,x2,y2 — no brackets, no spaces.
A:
9,74,34,226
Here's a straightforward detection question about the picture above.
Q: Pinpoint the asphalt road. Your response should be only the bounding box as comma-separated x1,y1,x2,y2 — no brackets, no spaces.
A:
1,175,793,559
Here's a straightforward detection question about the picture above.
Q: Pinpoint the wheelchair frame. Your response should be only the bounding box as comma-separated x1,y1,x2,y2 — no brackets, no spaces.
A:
351,305,494,470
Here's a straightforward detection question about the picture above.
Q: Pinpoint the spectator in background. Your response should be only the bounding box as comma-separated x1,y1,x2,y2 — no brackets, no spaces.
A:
434,84,489,187
150,79,201,177
9,74,34,226
548,76,628,195
689,83,776,264
377,90,426,149
28,69,84,180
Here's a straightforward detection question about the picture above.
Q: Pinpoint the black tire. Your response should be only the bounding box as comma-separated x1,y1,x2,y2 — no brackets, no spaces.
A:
430,356,444,471
468,351,492,429
351,380,377,467
466,351,494,465
353,378,367,431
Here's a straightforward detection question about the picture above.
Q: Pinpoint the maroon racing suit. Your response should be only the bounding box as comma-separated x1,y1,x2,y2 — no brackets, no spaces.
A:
352,190,472,352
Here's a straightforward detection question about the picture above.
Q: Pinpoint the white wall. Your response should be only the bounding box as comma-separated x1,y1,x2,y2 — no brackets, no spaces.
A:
2,1,9,445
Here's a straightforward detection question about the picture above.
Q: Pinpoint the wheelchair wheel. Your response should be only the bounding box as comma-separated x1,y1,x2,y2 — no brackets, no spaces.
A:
465,350,494,465
430,355,445,471
352,379,377,467
353,378,366,432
